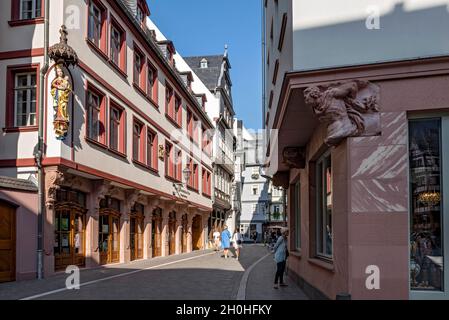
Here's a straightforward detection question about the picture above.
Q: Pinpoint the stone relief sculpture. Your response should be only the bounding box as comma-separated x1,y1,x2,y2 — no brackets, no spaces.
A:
51,65,71,140
304,80,380,146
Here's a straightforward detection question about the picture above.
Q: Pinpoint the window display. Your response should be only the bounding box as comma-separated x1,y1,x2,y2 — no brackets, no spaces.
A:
409,119,443,291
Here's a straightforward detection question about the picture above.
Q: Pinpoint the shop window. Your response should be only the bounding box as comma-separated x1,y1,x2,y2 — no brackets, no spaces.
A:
294,182,301,250
409,118,444,292
315,151,333,259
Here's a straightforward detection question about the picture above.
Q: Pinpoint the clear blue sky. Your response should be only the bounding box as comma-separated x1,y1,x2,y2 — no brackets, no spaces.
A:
148,0,263,130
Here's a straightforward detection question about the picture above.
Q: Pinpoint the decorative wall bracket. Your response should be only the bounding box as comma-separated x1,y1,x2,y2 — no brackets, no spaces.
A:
304,80,380,146
272,171,289,189
282,147,306,169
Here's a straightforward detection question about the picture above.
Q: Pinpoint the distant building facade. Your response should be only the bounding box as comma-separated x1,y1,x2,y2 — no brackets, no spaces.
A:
186,52,237,236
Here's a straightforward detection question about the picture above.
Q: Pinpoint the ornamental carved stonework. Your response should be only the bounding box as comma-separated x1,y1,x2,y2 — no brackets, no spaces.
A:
282,147,306,169
125,190,140,213
304,80,380,146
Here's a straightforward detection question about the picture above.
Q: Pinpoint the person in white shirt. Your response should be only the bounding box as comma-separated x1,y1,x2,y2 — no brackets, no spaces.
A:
232,230,243,260
213,228,221,252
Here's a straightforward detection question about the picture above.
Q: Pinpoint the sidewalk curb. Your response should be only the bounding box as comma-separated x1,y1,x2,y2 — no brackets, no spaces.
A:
236,252,271,300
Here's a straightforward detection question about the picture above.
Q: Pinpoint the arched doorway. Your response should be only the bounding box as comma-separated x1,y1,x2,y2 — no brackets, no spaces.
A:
0,200,16,283
151,208,162,257
130,203,144,261
192,215,203,251
181,214,188,253
54,188,86,271
99,197,121,265
168,212,176,255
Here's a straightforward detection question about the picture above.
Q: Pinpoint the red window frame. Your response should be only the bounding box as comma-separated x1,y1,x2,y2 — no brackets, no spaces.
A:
109,15,127,74
4,64,40,131
86,82,107,146
133,43,146,92
132,118,145,163
187,158,199,191
147,60,158,104
9,0,44,26
147,126,158,171
202,168,211,197
187,108,193,140
202,126,212,156
174,94,182,127
173,148,182,182
165,85,174,117
108,100,126,155
86,0,107,55
193,115,199,145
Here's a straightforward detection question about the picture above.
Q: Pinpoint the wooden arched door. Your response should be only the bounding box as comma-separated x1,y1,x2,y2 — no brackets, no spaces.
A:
151,208,162,257
168,212,176,255
192,215,202,251
0,200,16,283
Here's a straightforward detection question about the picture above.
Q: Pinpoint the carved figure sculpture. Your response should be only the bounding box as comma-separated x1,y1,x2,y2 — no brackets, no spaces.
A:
51,65,71,140
304,80,380,146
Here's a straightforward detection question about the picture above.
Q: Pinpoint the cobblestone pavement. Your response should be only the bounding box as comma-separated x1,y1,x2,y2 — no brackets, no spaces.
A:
0,245,308,300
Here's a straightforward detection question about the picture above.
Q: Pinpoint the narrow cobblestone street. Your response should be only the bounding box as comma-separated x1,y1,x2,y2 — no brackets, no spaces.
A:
0,245,307,300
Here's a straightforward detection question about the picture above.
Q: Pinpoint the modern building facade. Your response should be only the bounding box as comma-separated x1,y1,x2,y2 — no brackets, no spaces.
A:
0,0,216,280
263,0,449,299
186,52,237,236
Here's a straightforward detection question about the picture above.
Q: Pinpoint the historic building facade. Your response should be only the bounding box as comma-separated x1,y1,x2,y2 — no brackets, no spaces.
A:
264,0,449,299
236,123,268,242
0,0,215,280
186,53,237,236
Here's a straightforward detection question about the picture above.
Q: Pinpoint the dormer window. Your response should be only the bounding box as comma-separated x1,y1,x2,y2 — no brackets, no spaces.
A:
157,41,176,66
200,58,208,69
136,5,144,24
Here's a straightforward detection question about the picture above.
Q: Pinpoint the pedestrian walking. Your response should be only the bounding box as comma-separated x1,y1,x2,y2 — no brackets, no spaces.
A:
221,225,232,259
213,228,221,252
273,228,289,289
232,229,243,260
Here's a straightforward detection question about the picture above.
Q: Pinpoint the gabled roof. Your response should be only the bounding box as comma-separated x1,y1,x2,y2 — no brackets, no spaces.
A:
184,55,225,91
0,176,38,192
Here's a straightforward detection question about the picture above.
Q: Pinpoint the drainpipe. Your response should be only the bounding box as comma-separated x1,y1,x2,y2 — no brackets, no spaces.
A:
36,0,50,280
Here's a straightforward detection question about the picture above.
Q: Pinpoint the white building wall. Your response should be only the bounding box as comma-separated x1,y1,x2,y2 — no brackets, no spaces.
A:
0,0,214,209
292,0,449,71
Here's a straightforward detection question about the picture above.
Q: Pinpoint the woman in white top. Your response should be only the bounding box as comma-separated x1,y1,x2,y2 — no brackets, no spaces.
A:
232,230,243,260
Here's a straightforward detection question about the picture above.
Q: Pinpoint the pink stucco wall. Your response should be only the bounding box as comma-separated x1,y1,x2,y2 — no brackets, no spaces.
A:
0,190,38,281
285,60,449,299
